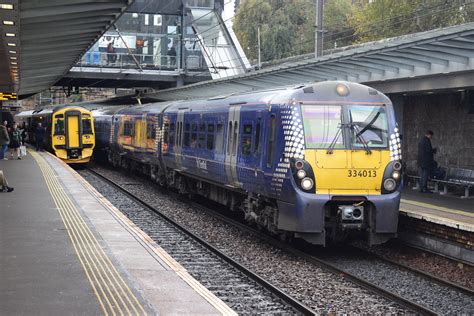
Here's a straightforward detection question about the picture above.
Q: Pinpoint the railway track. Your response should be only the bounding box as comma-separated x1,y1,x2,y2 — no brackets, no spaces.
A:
82,168,314,315
83,167,473,315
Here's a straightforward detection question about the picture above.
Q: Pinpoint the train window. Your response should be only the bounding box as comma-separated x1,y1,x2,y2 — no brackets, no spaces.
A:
207,134,214,150
147,123,155,139
266,115,276,167
54,119,64,135
254,120,261,154
227,122,233,155
232,121,238,156
56,114,64,118
170,123,176,146
191,133,197,148
243,124,252,134
123,121,133,136
82,119,93,134
241,136,251,156
198,133,205,148
215,123,224,153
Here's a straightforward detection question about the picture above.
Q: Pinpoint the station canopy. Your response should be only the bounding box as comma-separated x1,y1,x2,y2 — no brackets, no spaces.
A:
147,23,474,101
0,0,132,97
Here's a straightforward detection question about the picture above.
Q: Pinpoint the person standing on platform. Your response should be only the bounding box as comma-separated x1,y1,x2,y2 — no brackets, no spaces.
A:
35,122,46,152
0,121,9,160
417,130,436,193
0,170,14,192
8,122,21,160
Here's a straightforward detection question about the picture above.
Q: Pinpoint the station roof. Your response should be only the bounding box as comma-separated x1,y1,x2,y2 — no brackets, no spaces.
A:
147,23,474,101
0,0,132,98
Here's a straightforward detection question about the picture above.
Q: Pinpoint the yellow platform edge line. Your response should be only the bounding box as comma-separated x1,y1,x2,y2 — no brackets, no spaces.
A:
38,152,144,316
40,152,147,316
400,198,474,218
55,159,237,316
30,151,113,316
31,151,146,315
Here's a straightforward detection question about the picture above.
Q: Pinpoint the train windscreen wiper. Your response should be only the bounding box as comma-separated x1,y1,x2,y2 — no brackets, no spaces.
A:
352,123,372,155
326,124,344,154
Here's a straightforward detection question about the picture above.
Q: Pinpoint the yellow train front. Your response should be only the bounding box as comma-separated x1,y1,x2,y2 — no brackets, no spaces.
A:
16,106,95,164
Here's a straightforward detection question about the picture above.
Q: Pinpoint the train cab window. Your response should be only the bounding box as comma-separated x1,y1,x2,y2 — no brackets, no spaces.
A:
53,118,65,135
82,119,93,134
266,115,276,167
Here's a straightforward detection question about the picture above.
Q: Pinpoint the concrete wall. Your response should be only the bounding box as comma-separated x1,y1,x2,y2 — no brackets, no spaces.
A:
401,92,474,173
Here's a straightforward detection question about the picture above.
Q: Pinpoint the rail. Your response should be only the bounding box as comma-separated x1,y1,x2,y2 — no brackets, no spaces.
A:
85,168,316,316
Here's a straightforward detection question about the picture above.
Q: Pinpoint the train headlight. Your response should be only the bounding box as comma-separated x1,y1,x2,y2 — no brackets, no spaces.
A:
392,171,400,180
393,161,402,171
383,178,397,191
335,83,350,96
297,169,306,179
295,160,304,169
301,177,314,190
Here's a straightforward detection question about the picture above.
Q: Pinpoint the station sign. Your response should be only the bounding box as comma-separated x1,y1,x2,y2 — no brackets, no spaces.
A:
0,92,17,101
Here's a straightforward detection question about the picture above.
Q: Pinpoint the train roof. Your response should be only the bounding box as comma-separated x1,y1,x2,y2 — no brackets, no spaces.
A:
162,81,391,112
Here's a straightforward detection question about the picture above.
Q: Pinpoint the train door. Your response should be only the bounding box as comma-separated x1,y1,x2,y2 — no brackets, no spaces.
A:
174,109,185,170
225,105,241,187
66,111,81,148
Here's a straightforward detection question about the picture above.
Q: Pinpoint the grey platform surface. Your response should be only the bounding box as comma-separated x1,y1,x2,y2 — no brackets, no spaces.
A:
0,152,233,315
0,155,102,315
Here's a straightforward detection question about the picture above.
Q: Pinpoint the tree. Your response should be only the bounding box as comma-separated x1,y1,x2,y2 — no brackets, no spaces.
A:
349,0,473,43
234,0,353,62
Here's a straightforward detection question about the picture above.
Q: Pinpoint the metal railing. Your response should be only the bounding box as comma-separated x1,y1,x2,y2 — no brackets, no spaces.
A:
78,52,208,72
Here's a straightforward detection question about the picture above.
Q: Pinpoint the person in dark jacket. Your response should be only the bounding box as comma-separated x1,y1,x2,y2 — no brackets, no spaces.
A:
417,130,436,193
0,121,9,160
8,122,21,159
35,122,46,151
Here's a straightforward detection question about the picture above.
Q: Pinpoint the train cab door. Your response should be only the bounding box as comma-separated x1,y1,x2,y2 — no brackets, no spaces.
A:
225,105,242,188
66,111,81,149
174,109,186,170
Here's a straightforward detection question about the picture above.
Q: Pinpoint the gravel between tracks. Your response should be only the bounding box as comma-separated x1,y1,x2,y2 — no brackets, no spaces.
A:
80,170,298,315
83,166,409,314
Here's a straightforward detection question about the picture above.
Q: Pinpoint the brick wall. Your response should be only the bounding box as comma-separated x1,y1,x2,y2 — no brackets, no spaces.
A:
401,92,474,173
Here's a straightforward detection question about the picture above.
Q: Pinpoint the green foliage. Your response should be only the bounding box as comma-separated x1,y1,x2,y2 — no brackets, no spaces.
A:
349,0,474,43
233,0,474,63
234,0,317,61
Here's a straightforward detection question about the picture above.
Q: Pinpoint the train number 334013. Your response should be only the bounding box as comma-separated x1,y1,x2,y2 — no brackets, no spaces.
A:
347,170,377,177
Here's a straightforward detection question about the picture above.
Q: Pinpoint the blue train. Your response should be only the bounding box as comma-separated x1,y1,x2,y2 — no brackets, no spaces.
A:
94,81,402,245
